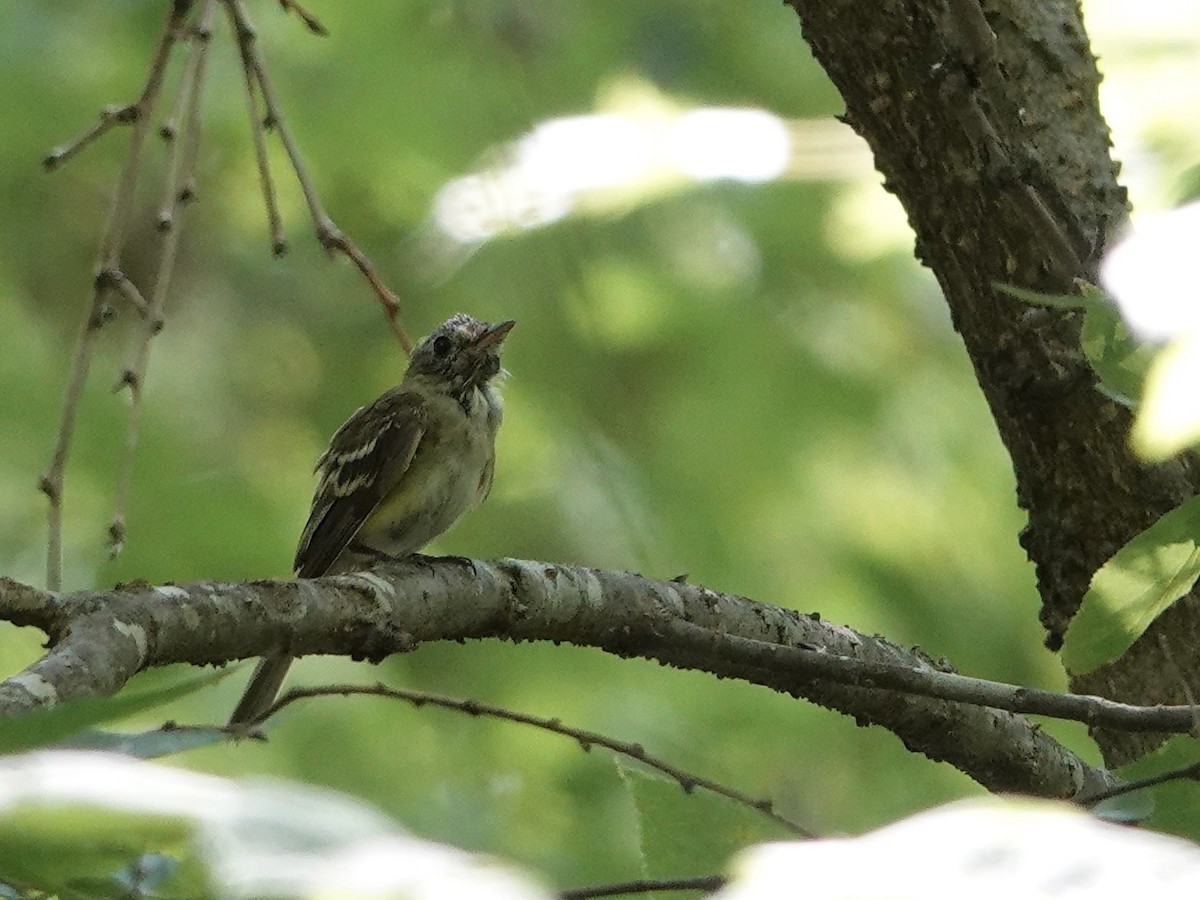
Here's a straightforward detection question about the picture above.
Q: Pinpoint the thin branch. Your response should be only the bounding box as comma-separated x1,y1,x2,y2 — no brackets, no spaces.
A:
40,0,195,590
228,3,286,255
1155,631,1200,736
157,8,213,230
43,104,140,172
44,0,402,579
98,3,195,268
277,0,329,36
559,875,726,899
95,267,150,319
660,619,1200,736
157,60,190,146
223,0,412,352
0,577,64,636
264,683,813,838
110,0,219,558
1078,759,1200,807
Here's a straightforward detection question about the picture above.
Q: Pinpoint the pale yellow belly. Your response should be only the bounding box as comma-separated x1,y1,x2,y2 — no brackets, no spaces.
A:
356,389,497,556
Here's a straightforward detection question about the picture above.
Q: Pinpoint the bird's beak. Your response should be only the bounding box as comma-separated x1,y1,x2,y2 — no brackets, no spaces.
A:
474,320,515,349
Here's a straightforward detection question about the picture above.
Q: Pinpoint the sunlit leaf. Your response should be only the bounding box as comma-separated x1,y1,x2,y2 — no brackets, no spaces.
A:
0,805,200,898
1117,736,1200,842
619,762,792,882
1132,331,1200,461
1063,497,1200,674
1100,201,1200,342
0,752,548,898
1077,284,1154,409
721,798,1200,898
995,280,1153,408
993,282,1091,310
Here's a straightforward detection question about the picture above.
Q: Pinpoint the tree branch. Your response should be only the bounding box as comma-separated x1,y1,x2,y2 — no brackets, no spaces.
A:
39,0,194,590
784,0,1200,768
111,0,219,559
0,560,1116,798
559,875,725,899
266,683,813,838
223,0,412,351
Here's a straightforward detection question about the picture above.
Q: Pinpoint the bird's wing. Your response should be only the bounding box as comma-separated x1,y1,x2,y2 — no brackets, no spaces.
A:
294,389,425,578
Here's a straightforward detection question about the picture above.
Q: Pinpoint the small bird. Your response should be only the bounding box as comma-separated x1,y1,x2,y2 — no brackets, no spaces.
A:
228,313,515,725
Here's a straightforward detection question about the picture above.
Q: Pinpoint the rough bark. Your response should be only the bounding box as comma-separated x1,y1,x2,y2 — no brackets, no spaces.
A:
782,0,1200,766
0,560,1113,798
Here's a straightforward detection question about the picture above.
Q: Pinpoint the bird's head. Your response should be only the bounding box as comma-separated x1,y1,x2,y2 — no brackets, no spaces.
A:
406,313,515,398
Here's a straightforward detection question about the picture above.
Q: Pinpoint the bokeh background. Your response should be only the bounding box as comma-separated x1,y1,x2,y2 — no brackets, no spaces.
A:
1,0,1197,888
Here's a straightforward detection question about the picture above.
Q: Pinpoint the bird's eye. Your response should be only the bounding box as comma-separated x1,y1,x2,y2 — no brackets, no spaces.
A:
432,335,453,357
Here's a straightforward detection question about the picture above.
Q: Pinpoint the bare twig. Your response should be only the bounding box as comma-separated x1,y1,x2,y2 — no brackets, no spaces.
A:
43,104,140,172
40,0,195,589
223,0,412,352
265,683,813,838
560,875,726,899
278,0,329,36
45,0,407,575
1155,631,1200,736
110,0,219,559
156,12,206,230
95,267,150,319
1078,759,1200,807
158,70,189,146
661,619,1200,738
228,3,287,255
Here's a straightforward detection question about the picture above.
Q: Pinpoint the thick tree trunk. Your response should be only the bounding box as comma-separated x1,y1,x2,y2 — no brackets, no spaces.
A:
783,0,1200,765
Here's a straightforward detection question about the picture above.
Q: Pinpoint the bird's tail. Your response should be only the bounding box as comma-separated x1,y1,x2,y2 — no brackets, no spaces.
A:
228,654,294,726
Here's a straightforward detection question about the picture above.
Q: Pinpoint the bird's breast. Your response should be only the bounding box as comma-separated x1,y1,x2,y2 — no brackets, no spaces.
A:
359,385,502,556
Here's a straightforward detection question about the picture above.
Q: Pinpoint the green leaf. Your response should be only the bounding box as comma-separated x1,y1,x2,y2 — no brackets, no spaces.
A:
55,726,229,759
0,670,229,756
0,805,202,898
619,762,793,882
1078,301,1154,410
993,282,1091,310
1132,331,1200,461
1063,496,1200,674
996,281,1153,407
1116,736,1200,841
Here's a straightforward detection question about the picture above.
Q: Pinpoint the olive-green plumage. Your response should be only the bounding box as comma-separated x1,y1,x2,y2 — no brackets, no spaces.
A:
229,314,514,725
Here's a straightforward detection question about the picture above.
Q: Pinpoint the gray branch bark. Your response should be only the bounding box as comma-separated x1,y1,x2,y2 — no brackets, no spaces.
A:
0,560,1113,798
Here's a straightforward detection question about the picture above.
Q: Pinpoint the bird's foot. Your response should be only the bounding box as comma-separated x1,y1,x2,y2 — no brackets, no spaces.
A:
410,552,478,574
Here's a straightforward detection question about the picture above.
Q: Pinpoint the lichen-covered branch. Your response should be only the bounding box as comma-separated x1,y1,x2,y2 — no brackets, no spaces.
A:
0,560,1114,798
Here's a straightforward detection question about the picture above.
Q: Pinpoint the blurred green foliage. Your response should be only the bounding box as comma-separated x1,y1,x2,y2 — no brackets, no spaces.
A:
0,0,1115,889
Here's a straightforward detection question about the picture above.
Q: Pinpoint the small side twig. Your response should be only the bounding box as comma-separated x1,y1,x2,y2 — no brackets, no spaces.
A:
156,10,210,229
1156,631,1200,735
95,267,150,319
40,0,195,590
661,619,1200,739
109,0,219,559
1078,759,1200,807
559,875,727,899
278,0,329,36
223,0,411,352
263,683,814,838
228,4,286,255
43,105,140,171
